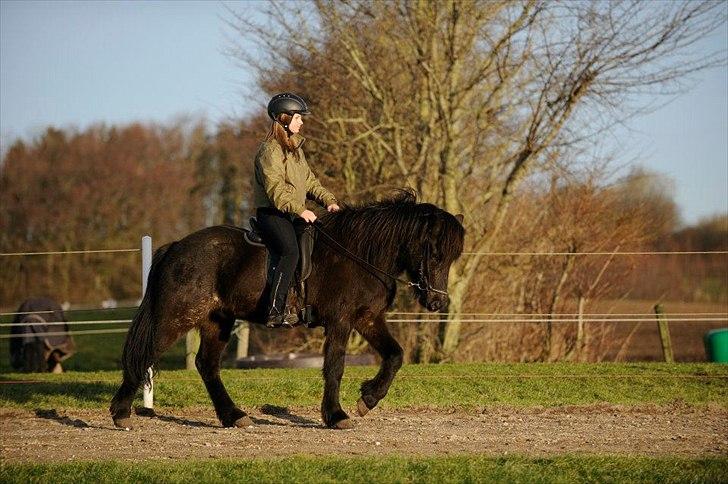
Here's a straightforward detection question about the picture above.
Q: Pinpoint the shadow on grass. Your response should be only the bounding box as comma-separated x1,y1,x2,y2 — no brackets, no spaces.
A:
0,377,117,407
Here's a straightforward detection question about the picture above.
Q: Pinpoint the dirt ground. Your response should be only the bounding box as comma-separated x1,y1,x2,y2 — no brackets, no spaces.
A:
1,404,726,462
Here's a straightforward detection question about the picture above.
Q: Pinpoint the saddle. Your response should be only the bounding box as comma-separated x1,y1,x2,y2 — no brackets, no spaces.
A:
244,217,318,327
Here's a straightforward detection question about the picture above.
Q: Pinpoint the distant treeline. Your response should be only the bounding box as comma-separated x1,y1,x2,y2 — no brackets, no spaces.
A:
1,121,724,310
0,120,262,304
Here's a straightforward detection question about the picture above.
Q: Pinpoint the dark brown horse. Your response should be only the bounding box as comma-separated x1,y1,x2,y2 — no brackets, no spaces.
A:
110,191,464,429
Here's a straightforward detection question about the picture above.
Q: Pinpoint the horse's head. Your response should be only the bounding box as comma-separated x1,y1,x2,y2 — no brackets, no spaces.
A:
403,204,465,312
319,191,465,312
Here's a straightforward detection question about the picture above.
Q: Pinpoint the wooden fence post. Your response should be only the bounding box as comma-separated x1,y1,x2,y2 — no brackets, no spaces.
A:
186,329,200,370
236,321,249,359
654,304,674,363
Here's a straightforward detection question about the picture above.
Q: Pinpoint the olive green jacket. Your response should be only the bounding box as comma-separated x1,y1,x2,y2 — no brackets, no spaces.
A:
253,134,337,216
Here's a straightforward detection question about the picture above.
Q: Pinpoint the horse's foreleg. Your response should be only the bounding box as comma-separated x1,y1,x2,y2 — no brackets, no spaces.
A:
196,322,252,428
355,315,403,416
321,322,352,429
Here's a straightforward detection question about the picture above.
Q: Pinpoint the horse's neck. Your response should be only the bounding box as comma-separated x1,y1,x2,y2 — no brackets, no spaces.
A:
319,220,404,276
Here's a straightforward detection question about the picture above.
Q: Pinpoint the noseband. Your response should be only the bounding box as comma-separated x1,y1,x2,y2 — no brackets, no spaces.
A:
411,243,449,296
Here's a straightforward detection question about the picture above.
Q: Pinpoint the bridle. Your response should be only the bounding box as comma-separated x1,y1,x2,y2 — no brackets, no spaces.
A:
413,242,449,296
312,222,449,296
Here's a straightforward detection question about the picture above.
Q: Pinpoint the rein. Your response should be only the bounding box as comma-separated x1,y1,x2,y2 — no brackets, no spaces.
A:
312,221,448,296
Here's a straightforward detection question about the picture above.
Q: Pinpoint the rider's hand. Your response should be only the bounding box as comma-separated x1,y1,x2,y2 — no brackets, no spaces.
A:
327,203,340,212
300,209,317,223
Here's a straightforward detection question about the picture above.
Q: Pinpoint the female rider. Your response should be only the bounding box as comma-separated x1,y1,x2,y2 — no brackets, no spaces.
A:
253,93,340,327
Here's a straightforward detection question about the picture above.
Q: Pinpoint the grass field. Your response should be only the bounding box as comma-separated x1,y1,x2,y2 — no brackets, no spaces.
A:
1,362,726,409
2,455,726,484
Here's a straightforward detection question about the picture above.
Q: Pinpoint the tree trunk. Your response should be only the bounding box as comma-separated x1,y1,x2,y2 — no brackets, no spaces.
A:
441,264,466,358
565,295,586,361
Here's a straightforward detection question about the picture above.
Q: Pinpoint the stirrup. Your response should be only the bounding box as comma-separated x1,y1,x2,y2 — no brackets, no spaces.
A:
301,305,320,328
265,307,300,329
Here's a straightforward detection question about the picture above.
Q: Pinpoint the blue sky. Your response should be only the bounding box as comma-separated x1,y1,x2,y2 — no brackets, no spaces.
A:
0,1,253,135
1,0,726,225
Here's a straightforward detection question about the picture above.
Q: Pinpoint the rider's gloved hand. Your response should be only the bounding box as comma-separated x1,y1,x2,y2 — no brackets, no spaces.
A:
300,209,317,223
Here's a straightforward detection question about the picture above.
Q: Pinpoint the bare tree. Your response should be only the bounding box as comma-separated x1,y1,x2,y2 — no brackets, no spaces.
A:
226,0,725,360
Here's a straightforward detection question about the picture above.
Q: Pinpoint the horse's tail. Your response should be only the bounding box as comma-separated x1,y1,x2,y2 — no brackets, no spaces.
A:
120,242,174,387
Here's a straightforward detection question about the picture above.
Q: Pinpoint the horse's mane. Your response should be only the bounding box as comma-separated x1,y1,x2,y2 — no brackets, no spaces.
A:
319,190,464,272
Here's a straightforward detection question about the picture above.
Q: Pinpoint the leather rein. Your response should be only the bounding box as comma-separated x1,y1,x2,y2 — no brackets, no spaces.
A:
312,221,448,296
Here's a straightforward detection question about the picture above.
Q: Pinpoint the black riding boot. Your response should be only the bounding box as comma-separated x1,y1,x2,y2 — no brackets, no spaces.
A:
265,265,299,328
257,207,303,328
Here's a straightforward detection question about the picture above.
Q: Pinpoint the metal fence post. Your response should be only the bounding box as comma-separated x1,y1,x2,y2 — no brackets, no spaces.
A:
141,235,154,409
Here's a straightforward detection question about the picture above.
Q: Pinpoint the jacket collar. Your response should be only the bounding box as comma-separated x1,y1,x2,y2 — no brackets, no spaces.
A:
291,133,305,148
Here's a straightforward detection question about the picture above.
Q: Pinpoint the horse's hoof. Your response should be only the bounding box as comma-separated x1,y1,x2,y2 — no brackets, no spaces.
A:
356,398,370,417
233,415,254,428
113,418,132,430
332,418,354,430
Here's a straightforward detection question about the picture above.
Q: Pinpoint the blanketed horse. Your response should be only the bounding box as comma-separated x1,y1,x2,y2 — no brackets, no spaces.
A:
10,297,75,373
110,192,464,429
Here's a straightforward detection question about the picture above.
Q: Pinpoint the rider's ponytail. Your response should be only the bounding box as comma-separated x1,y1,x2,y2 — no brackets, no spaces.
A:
266,113,301,161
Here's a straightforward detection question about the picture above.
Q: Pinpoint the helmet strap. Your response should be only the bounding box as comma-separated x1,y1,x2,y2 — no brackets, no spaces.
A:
274,117,292,137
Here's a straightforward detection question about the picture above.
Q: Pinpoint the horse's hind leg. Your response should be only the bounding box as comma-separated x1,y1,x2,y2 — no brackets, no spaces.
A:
196,319,252,428
354,314,403,416
321,322,353,429
110,316,187,428
110,375,141,428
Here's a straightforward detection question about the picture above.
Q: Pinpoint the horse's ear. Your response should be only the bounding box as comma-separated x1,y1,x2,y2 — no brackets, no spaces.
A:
455,213,464,224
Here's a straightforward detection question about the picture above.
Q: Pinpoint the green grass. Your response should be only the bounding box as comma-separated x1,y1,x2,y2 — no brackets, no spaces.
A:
1,363,726,410
0,307,187,373
1,455,726,483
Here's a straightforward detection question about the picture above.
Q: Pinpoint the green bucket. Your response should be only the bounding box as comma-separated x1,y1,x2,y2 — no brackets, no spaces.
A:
704,328,728,363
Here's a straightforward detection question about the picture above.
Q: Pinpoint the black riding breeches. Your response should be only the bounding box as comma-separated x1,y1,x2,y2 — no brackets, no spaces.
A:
256,207,306,314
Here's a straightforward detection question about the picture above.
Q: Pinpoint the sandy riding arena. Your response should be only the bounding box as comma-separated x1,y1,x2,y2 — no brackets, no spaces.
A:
1,363,727,482
2,404,726,462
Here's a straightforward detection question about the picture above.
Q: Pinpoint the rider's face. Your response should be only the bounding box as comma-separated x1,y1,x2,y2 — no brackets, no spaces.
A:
288,113,303,134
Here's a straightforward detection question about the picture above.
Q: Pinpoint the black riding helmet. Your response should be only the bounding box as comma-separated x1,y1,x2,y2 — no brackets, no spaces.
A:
267,92,311,121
